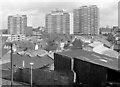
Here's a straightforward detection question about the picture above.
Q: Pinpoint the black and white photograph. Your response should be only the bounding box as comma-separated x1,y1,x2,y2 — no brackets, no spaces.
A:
0,0,120,87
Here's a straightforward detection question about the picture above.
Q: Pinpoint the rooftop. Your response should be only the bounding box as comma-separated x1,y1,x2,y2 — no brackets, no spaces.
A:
56,49,119,71
1,52,53,70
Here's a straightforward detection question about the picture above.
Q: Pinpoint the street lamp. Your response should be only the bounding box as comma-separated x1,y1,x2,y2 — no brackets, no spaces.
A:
4,42,13,87
30,62,34,87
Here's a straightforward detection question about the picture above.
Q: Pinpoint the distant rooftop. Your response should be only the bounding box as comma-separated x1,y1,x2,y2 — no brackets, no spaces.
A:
48,9,69,15
79,5,98,9
8,14,27,17
51,8,66,13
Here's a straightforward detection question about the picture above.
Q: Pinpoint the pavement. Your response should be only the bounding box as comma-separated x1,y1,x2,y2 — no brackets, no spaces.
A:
0,78,31,86
0,69,30,86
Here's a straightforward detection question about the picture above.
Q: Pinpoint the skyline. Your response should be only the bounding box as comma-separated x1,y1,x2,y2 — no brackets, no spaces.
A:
0,0,119,29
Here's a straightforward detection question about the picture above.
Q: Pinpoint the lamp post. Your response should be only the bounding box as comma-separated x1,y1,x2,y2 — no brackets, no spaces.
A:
30,62,34,87
5,42,13,87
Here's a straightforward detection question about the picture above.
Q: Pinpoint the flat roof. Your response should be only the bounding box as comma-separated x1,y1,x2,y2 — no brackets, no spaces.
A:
56,49,119,71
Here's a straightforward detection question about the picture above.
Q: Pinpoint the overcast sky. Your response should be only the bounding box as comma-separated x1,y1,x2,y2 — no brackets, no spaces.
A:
0,0,119,29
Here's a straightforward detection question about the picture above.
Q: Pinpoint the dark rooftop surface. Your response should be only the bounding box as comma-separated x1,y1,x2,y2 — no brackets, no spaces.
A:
57,49,119,71
2,53,53,69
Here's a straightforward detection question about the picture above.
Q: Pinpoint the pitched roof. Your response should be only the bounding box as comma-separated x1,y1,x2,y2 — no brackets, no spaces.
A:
93,36,112,47
1,53,53,69
45,44,58,51
25,49,47,57
93,45,118,58
57,49,118,70
72,38,82,49
88,41,103,47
